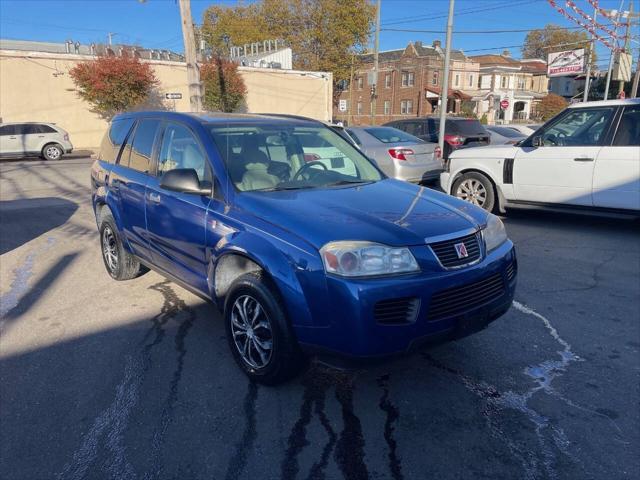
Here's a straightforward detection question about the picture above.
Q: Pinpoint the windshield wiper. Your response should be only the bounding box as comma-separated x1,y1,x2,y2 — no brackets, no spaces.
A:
325,180,374,187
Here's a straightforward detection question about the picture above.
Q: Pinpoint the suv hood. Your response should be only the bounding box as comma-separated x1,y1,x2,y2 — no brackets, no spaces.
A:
451,144,519,159
236,179,487,249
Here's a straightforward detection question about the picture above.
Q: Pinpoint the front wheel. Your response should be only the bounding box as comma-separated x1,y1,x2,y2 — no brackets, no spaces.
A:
224,272,306,385
452,172,496,212
42,144,63,161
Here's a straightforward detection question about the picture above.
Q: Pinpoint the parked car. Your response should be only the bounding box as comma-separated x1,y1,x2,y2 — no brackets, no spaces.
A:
92,111,517,384
440,99,640,213
485,126,528,145
345,126,442,183
502,124,542,136
0,122,73,160
384,116,490,159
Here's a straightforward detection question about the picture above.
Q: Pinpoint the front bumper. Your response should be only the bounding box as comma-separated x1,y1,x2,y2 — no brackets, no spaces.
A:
439,171,452,193
296,240,517,361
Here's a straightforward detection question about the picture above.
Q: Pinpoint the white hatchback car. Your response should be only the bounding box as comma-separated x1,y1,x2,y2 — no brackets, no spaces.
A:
0,122,73,160
440,99,640,213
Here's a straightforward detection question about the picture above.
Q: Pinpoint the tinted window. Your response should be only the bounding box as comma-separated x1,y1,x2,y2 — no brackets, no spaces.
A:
127,119,160,172
38,124,57,133
399,122,423,137
0,125,16,136
22,124,41,134
99,118,134,164
346,129,362,147
539,107,614,147
158,123,210,182
365,127,422,144
489,126,525,138
613,105,640,146
449,119,487,135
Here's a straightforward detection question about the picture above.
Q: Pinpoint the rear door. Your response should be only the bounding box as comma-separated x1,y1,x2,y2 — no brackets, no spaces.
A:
0,125,21,156
513,106,616,206
145,122,212,292
110,118,160,260
22,124,48,154
592,104,640,210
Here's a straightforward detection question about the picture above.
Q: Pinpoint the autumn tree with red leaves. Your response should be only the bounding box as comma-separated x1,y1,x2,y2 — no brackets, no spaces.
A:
538,93,569,121
69,55,158,118
201,58,247,112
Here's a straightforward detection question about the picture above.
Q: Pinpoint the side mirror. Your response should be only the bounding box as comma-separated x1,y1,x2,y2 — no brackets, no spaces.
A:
531,136,543,147
160,168,212,195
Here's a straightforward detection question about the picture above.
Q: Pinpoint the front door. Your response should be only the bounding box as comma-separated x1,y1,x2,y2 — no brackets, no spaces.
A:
593,104,640,210
513,106,616,206
0,125,22,156
145,122,213,293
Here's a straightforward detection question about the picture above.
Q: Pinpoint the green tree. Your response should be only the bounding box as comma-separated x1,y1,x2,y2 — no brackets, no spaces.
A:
69,55,158,118
201,58,247,112
522,24,596,63
538,93,568,120
201,0,375,98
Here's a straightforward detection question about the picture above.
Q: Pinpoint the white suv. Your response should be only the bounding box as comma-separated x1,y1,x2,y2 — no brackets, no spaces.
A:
440,99,640,213
0,122,74,160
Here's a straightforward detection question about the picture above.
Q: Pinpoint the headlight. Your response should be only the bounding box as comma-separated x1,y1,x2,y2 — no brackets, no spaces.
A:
483,214,508,252
320,241,420,277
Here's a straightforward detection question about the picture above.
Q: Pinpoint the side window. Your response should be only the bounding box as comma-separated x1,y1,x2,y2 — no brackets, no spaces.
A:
539,108,614,147
22,124,41,134
0,125,16,136
38,124,57,133
99,118,134,164
128,119,160,172
158,123,211,183
403,122,422,137
613,105,640,146
346,129,362,147
13,124,28,135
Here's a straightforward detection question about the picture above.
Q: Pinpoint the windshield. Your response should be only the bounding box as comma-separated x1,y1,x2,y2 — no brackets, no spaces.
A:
364,127,423,144
208,123,383,192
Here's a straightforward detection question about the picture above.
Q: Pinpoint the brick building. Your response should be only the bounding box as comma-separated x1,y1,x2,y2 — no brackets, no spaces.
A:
334,40,480,126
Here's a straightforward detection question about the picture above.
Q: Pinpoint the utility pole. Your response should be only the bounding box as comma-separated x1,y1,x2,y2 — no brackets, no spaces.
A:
438,0,455,157
583,9,597,102
618,0,633,95
178,0,202,112
604,0,626,100
348,53,355,125
107,32,116,46
632,48,640,97
370,0,381,125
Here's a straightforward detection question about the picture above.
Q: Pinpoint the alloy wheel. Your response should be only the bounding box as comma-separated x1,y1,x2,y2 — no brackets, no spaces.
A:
456,179,487,207
102,226,118,273
230,295,273,369
46,146,61,160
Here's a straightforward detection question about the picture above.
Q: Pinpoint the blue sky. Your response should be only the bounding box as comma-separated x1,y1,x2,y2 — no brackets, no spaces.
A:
0,0,635,70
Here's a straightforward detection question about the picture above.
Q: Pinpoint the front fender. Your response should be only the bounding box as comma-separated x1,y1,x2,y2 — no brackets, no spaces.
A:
208,231,328,328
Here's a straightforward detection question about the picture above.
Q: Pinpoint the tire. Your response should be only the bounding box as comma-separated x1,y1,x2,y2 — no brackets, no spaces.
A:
452,171,496,212
42,144,63,161
99,212,146,281
224,272,306,385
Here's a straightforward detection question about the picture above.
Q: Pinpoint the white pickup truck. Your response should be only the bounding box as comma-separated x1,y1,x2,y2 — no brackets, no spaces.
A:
440,99,640,214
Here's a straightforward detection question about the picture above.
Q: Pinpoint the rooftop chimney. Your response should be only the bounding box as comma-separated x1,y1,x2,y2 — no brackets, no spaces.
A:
415,41,423,48
432,40,441,48
502,49,511,57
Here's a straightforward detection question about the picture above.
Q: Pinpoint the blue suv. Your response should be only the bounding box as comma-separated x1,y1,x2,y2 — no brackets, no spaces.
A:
91,112,517,384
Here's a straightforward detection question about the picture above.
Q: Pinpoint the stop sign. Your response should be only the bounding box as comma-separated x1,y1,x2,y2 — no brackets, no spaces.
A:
500,99,509,109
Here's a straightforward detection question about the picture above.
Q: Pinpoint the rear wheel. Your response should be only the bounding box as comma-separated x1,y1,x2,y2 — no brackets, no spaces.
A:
42,144,63,161
225,272,306,385
452,172,496,212
99,212,146,280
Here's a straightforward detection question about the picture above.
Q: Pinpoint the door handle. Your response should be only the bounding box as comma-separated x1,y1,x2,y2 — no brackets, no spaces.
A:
148,192,161,204
574,157,594,162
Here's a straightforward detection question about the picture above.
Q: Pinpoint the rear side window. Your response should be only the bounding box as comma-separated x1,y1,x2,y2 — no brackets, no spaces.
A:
346,129,362,147
398,122,423,137
99,118,134,164
450,119,487,135
38,124,57,133
126,119,160,172
613,105,640,146
365,127,422,144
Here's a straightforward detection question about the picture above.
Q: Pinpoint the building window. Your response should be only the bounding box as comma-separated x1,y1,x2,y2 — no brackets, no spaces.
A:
357,77,363,89
432,71,439,85
401,71,414,87
517,77,525,90
400,100,413,114
501,76,508,88
385,73,391,88
468,74,474,87
454,74,460,87
384,100,391,115
337,79,349,91
357,101,363,115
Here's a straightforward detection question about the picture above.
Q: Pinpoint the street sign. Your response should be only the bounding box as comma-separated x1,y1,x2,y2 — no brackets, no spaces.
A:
165,93,182,100
338,99,347,112
500,99,509,110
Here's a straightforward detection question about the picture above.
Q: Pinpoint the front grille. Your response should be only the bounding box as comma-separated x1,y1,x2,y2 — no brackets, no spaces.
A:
374,297,420,325
427,272,505,321
429,232,482,268
506,261,517,282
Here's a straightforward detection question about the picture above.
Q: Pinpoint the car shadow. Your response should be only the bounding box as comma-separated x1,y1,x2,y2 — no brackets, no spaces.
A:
0,197,78,254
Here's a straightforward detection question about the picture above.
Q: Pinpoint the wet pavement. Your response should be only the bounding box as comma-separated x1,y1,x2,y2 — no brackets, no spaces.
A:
1,158,638,480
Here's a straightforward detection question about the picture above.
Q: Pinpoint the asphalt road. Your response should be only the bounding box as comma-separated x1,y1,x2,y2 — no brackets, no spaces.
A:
1,157,638,480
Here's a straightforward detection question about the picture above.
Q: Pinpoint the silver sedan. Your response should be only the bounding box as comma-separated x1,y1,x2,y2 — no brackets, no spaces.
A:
346,126,442,183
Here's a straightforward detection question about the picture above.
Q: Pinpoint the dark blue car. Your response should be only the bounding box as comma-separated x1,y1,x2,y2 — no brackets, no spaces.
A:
91,112,517,384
